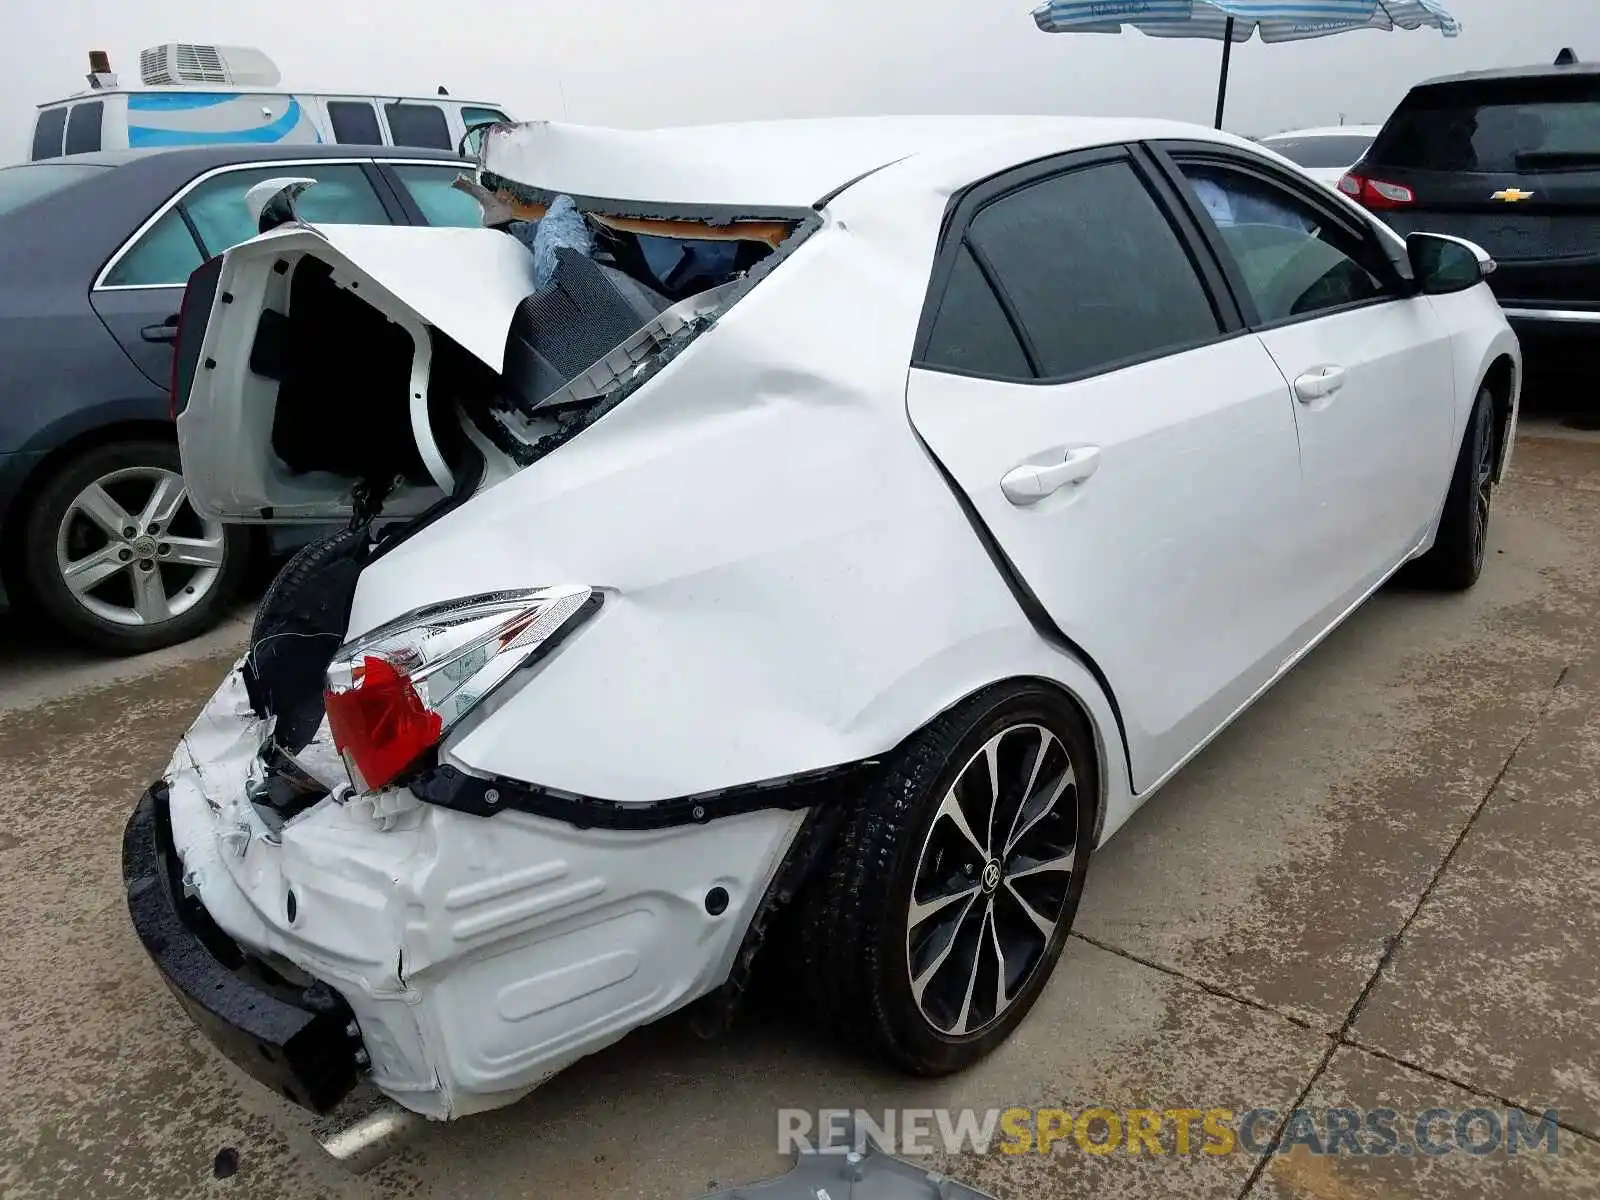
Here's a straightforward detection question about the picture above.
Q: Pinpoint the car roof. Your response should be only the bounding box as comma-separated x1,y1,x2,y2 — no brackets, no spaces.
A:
1412,61,1600,90
26,144,470,170
1261,125,1382,140
38,87,504,109
481,115,1260,209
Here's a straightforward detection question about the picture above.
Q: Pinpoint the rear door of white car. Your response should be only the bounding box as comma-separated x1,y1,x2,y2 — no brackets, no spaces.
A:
905,145,1309,793
1152,143,1459,622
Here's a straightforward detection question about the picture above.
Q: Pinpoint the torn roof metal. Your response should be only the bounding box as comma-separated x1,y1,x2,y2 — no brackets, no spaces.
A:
476,116,1247,210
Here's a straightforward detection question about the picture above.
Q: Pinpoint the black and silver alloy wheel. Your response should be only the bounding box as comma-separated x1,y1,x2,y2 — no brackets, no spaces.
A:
1403,382,1498,593
906,724,1078,1037
1470,395,1495,571
801,682,1095,1076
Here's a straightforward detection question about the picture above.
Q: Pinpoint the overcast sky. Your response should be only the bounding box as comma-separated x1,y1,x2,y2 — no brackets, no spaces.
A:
7,0,1593,161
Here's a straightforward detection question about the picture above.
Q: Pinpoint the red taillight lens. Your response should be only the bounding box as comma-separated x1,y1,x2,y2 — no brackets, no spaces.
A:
320,586,599,795
168,286,189,421
1339,172,1415,211
325,654,444,793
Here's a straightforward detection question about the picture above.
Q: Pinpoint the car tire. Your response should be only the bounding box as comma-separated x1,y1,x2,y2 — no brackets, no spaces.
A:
19,440,251,655
799,681,1096,1076
1403,385,1497,593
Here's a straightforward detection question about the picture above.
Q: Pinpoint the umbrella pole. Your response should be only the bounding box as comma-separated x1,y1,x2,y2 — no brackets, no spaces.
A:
1214,15,1235,129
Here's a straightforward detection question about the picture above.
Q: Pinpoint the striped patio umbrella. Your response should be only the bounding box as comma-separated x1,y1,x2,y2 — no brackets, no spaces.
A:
1033,1,1461,128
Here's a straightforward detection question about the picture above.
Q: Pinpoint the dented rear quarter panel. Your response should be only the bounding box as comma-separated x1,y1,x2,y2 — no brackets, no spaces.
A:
347,200,1133,831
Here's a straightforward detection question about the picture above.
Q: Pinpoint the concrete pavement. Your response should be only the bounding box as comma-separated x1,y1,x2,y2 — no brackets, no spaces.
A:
2,429,1598,1199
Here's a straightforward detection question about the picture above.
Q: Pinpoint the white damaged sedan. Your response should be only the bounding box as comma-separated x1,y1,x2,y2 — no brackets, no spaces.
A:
124,116,1519,1131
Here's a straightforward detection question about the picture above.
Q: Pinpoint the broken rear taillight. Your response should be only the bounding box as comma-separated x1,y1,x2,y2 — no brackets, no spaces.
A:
323,586,599,793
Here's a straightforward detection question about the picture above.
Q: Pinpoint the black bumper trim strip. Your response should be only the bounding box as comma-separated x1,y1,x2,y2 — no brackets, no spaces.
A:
121,782,362,1115
407,758,879,829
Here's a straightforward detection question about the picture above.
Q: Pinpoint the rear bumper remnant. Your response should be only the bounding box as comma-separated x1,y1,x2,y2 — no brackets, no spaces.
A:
121,783,362,1114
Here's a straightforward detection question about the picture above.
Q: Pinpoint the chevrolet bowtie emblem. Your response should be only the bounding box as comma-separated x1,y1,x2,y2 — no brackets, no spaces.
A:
1491,188,1535,202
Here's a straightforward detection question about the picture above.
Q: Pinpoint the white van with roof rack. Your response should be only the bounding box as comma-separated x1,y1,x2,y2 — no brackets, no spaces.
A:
29,44,513,162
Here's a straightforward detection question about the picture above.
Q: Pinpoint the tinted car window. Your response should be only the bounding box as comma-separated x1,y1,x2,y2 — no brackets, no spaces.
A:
1260,134,1374,169
966,161,1221,379
389,163,483,227
182,164,391,255
31,107,68,160
102,210,204,287
64,102,104,155
385,103,452,150
1180,164,1385,322
1369,79,1600,173
462,106,510,156
923,245,1033,378
0,162,104,217
327,101,384,145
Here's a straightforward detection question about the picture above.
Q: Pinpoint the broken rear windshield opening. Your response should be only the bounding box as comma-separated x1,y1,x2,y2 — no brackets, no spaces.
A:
460,181,815,465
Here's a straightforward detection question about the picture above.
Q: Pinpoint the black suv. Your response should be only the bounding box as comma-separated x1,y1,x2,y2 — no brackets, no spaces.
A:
1340,52,1599,351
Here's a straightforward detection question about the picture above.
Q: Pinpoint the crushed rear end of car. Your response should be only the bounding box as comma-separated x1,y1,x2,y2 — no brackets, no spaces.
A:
120,123,1047,1133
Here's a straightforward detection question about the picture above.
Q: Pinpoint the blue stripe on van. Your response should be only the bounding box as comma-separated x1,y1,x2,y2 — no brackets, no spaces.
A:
127,92,240,112
128,99,308,146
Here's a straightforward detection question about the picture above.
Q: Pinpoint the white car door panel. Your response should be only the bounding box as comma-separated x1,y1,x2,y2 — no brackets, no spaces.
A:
1166,155,1458,624
1255,299,1456,612
904,152,1309,794
909,339,1305,793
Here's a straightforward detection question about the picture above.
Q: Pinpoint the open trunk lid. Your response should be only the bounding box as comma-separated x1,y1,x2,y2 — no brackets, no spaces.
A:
174,187,814,527
174,223,539,525
178,164,817,788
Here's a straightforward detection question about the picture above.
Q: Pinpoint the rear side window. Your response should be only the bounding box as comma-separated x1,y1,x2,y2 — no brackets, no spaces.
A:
31,107,68,160
1260,134,1374,169
964,161,1221,380
1370,79,1600,173
182,164,392,256
923,246,1032,378
388,163,484,227
327,100,383,145
64,102,104,155
385,103,452,150
103,210,203,287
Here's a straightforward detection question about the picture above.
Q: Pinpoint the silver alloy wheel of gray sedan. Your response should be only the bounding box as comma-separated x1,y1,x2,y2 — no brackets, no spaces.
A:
54,465,226,627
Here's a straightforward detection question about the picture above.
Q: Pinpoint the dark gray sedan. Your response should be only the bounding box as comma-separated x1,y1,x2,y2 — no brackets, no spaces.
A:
0,144,483,653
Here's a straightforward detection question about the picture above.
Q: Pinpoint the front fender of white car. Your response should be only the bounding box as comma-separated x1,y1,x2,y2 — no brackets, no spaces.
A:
348,219,1134,826
1426,282,1522,482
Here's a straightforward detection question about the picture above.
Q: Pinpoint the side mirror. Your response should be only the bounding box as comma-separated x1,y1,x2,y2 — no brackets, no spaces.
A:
1406,232,1495,295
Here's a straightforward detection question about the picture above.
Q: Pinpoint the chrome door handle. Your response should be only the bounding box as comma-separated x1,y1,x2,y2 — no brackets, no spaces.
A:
1001,446,1102,506
1294,364,1347,403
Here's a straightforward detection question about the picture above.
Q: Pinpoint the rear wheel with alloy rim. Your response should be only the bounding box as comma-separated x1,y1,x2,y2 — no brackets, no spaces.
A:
801,681,1096,1075
19,440,251,654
